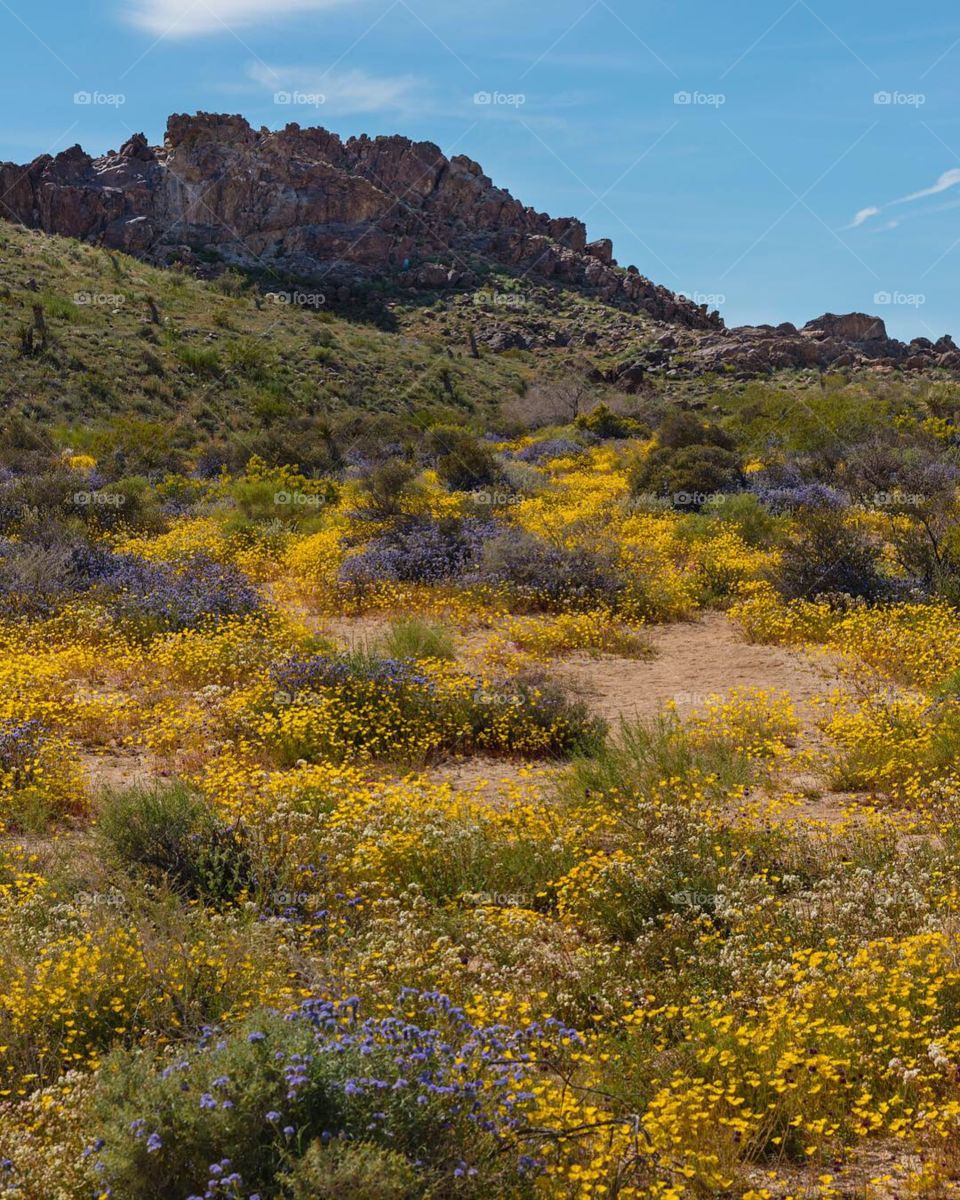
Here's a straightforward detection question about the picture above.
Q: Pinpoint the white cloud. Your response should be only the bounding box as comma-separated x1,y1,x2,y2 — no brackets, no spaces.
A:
846,205,880,229
248,64,423,115
845,168,960,231
126,0,353,37
894,168,960,203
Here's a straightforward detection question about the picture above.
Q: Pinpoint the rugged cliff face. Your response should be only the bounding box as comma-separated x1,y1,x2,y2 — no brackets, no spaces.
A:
0,111,719,330
3,111,957,377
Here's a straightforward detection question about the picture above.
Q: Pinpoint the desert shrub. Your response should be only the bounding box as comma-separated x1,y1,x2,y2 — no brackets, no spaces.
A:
473,528,625,612
428,426,500,490
261,651,605,765
630,443,744,509
379,617,456,660
175,343,222,377
563,712,755,809
0,539,120,617
657,411,736,452
574,402,647,439
514,437,585,464
97,780,255,903
95,553,260,635
225,337,273,380
0,467,165,537
227,474,336,527
702,492,782,548
340,517,498,587
354,458,419,520
750,481,846,515
284,1139,419,1199
775,496,888,603
92,996,566,1200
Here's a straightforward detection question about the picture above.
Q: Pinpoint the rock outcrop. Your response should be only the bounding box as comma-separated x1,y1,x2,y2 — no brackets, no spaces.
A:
2,111,955,376
0,111,719,329
674,312,958,377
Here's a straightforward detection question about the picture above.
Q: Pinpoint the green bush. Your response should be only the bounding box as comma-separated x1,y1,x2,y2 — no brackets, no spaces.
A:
284,1139,419,1200
92,1002,542,1200
563,712,754,809
775,502,888,602
629,444,744,509
96,780,255,904
428,425,500,491
355,459,419,520
175,343,222,377
379,617,456,660
574,402,647,439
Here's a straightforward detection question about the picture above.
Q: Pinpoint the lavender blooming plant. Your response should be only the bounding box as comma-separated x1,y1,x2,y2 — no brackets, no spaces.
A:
94,554,260,634
512,438,585,464
471,527,625,612
339,517,500,587
0,719,45,784
92,991,582,1199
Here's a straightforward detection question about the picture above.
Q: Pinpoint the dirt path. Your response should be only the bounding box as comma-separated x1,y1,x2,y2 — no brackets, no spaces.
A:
553,612,836,728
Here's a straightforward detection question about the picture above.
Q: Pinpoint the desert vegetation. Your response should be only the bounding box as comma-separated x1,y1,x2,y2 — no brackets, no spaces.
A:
6,232,960,1198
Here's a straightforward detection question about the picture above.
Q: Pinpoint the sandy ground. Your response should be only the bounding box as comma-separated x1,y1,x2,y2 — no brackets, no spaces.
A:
553,611,837,728
80,613,843,811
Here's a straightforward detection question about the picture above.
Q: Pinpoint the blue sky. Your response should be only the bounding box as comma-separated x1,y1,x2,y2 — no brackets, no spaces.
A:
2,0,960,339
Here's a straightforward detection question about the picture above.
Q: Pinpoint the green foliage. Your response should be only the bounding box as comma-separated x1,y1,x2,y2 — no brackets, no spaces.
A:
428,425,500,490
775,503,888,603
379,617,456,660
574,402,648,439
284,1140,419,1200
175,343,222,377
96,780,256,904
355,459,419,520
629,443,744,509
703,491,782,548
563,712,754,809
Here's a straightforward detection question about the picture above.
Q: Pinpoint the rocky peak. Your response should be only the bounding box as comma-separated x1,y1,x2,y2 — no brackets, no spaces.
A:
0,111,719,330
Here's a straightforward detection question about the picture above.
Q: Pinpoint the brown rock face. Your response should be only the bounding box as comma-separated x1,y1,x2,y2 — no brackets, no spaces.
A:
801,312,888,342
0,111,719,329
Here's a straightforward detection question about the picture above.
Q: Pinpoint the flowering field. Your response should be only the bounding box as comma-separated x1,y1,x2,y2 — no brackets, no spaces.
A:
4,407,960,1199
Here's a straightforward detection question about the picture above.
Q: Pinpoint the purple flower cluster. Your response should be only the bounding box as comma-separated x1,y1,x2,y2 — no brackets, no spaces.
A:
339,517,500,586
513,437,584,464
103,989,581,1196
271,653,431,700
95,554,260,632
0,718,44,776
750,481,847,514
471,527,625,610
